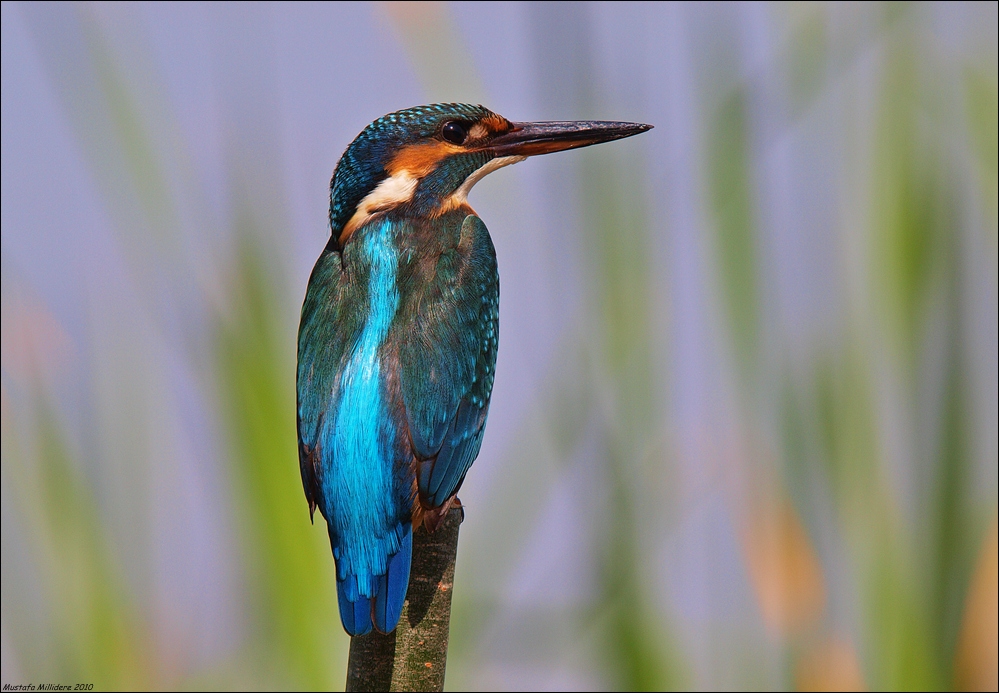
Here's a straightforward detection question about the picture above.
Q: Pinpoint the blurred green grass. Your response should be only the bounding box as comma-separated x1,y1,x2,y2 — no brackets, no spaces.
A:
216,228,341,689
2,395,149,689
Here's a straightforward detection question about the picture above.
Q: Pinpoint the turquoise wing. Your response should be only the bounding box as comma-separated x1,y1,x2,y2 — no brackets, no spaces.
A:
398,214,499,509
296,246,363,522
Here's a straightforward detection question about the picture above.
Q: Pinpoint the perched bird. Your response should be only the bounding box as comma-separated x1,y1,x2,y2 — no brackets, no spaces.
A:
297,103,651,635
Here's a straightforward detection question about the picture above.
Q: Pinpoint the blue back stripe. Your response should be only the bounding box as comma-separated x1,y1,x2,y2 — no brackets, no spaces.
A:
325,219,401,595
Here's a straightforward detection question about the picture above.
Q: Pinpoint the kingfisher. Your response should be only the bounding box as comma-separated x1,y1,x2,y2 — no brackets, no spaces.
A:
297,103,651,636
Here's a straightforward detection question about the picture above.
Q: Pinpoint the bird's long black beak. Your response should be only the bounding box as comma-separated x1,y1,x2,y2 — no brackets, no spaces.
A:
487,120,652,157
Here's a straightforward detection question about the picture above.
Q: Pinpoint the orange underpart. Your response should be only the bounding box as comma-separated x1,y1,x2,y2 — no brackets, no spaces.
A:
432,200,474,219
413,492,459,533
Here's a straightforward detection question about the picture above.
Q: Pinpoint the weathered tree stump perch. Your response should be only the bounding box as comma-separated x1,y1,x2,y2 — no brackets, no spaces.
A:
345,506,463,692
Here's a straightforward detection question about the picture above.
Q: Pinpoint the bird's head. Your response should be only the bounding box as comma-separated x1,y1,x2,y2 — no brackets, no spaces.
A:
328,103,652,249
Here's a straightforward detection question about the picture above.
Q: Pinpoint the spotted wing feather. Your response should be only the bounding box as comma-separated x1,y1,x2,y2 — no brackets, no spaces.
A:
399,214,499,510
297,247,362,524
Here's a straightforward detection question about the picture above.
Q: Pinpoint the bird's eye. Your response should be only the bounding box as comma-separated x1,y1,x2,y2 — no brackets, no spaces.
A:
441,121,468,145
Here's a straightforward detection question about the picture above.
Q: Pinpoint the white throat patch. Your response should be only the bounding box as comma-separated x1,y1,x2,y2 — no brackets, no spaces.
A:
448,155,526,208
342,170,419,240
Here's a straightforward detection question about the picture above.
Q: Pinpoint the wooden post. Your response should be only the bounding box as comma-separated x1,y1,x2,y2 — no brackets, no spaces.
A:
345,506,463,692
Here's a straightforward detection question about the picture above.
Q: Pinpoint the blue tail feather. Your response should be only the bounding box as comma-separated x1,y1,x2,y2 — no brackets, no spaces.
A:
334,526,413,636
373,525,413,633
337,582,372,636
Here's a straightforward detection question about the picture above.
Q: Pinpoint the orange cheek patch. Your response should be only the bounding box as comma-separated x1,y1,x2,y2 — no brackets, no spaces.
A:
387,142,457,178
